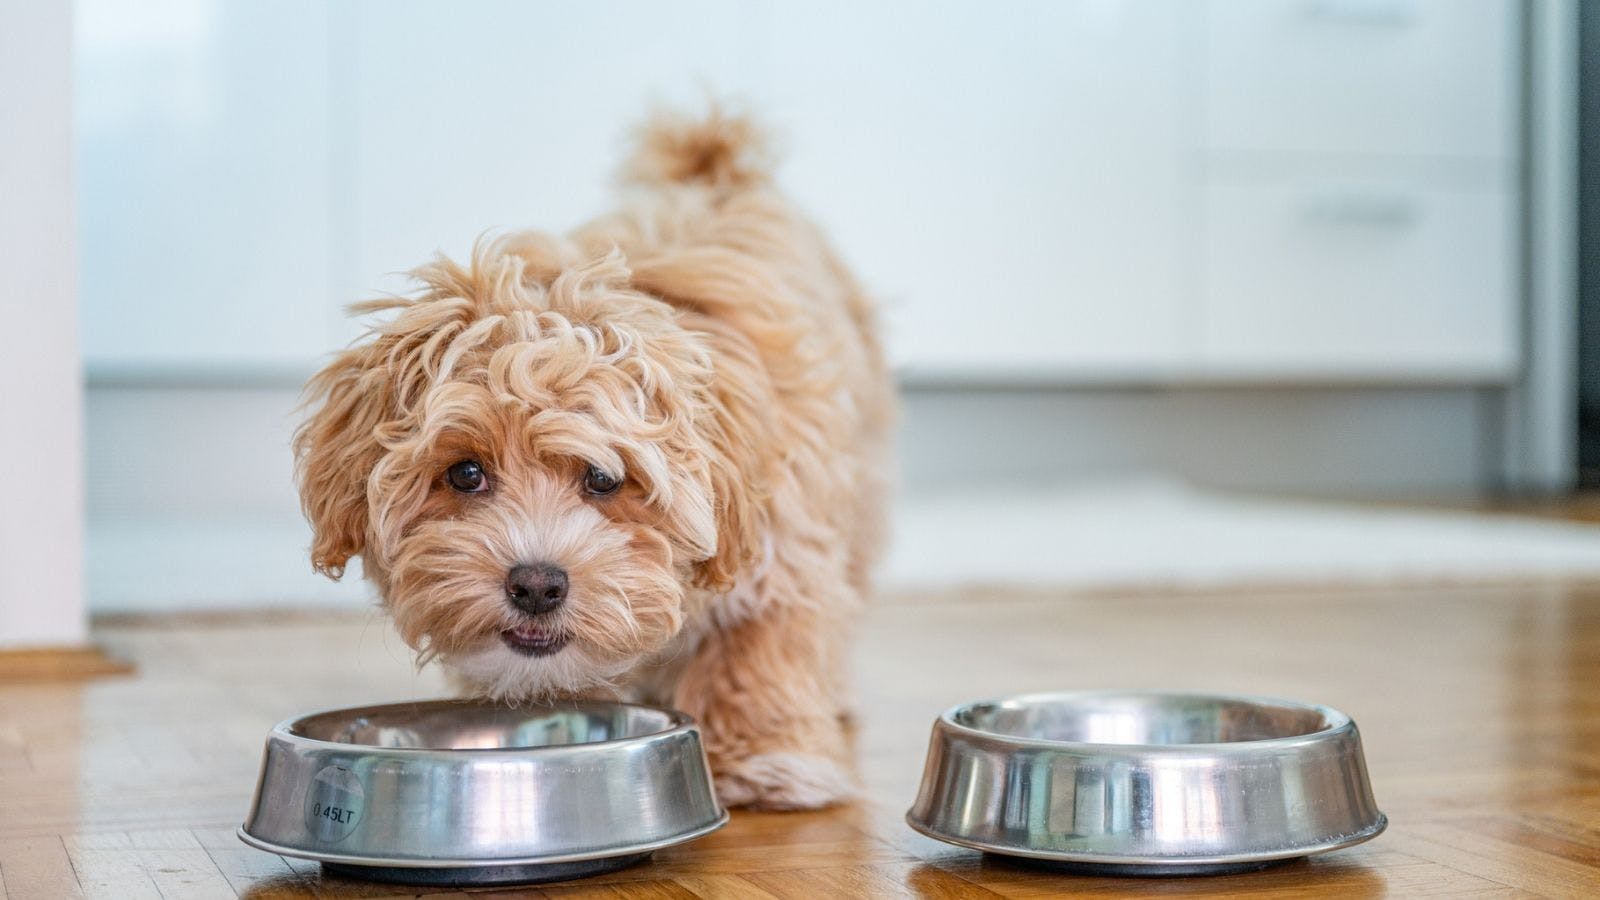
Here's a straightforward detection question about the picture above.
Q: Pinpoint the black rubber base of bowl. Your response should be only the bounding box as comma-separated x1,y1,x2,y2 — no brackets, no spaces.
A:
986,852,1299,878
322,851,652,886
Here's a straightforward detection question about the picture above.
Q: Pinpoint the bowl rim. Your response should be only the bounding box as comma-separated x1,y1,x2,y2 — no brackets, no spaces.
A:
937,689,1355,753
272,697,697,755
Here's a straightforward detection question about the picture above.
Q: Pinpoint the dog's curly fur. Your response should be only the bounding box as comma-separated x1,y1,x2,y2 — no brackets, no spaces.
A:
293,106,893,809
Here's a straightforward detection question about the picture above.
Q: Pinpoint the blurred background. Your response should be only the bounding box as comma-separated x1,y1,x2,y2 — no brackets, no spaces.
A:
2,0,1595,644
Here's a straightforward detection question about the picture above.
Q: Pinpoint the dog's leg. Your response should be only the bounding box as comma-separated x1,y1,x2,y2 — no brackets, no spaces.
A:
672,598,855,810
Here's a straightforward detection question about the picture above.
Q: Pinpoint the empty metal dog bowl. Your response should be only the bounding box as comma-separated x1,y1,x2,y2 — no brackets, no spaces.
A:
238,698,727,886
907,691,1385,875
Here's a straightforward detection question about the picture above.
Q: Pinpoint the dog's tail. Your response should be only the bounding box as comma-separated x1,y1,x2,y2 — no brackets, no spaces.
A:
622,103,774,192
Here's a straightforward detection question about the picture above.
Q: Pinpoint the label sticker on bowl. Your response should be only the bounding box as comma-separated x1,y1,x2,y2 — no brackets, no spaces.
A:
304,765,364,843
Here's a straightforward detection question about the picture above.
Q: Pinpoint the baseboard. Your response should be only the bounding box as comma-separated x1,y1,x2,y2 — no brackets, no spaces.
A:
0,645,135,681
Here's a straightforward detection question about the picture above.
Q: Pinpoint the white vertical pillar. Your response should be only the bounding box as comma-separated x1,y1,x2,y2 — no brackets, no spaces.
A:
1502,0,1579,493
0,0,87,648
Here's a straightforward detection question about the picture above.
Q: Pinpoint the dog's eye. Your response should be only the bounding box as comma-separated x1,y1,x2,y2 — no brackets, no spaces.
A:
583,465,622,496
446,460,488,493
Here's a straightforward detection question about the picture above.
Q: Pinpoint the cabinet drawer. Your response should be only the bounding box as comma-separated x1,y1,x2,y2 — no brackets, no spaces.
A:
1198,175,1518,378
1202,0,1517,159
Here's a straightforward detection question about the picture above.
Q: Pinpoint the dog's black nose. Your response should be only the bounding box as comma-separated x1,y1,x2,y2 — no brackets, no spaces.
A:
505,563,568,615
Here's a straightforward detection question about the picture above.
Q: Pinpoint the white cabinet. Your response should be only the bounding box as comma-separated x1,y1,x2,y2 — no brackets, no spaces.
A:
1203,0,1518,159
768,0,1189,377
1194,0,1520,380
1199,173,1517,378
73,0,1524,384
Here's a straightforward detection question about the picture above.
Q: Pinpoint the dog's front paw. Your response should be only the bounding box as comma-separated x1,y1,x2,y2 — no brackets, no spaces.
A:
715,752,856,810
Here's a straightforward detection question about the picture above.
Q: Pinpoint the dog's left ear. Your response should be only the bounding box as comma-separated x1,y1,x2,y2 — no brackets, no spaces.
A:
616,320,772,592
697,395,771,592
294,347,391,579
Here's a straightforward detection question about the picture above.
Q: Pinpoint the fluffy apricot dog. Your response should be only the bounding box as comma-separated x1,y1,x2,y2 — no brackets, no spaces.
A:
294,107,893,809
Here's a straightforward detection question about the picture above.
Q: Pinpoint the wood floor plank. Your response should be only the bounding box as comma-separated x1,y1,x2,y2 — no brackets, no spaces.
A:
533,881,702,899
61,847,162,900
585,838,909,883
1469,813,1600,869
665,874,784,899
0,837,84,900
58,830,237,898
1387,823,1600,897
741,863,953,900
193,827,304,898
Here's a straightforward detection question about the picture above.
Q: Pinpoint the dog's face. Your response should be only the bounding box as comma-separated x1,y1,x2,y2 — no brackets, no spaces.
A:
295,239,754,697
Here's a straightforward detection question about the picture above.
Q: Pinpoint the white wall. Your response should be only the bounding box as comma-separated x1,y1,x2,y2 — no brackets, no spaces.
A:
76,0,332,370
1,0,87,646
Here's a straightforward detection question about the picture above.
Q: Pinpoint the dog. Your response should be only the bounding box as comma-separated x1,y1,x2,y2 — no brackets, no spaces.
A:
293,106,893,809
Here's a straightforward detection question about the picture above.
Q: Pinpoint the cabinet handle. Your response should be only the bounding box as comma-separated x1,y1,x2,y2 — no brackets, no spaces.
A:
1300,193,1419,226
1302,0,1417,26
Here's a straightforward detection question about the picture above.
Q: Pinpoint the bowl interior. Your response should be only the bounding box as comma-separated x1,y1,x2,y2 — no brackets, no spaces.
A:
289,700,677,750
954,693,1341,745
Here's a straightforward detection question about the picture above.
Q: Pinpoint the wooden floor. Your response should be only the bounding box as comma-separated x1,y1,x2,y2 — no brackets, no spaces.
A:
3,581,1599,898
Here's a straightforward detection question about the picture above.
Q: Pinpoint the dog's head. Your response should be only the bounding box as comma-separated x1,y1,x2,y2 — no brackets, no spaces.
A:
295,234,762,697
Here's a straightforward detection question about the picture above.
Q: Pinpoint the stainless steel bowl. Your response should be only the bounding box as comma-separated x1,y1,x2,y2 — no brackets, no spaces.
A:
907,691,1385,875
238,698,727,886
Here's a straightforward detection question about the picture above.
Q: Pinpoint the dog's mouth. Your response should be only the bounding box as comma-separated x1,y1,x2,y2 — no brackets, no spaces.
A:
500,622,571,657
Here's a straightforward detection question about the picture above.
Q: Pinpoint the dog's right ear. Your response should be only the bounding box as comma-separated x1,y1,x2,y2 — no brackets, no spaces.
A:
294,347,390,579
